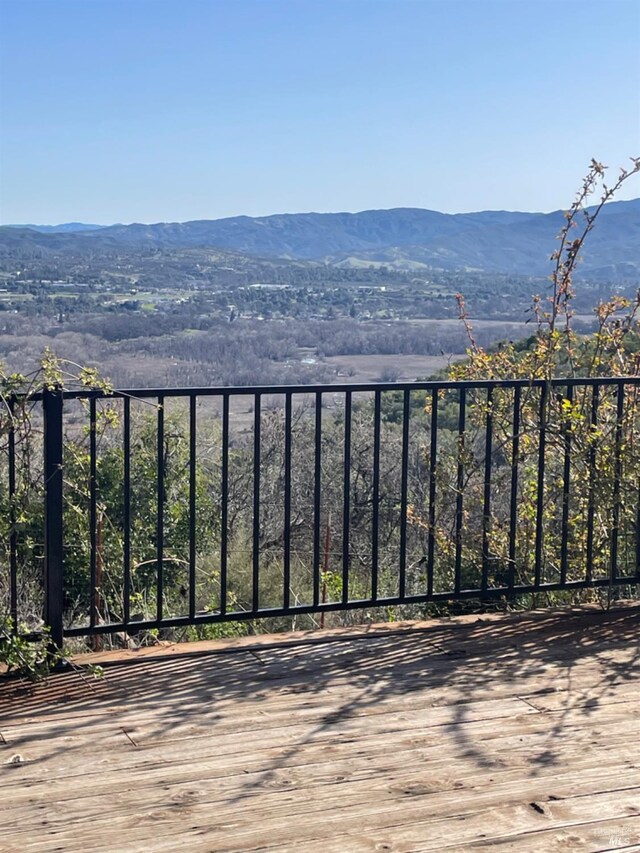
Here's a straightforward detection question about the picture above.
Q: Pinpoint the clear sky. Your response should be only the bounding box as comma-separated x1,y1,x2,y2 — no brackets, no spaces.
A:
0,0,639,224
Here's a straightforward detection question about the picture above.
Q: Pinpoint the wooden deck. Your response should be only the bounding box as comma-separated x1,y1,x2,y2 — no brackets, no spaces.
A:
2,605,640,852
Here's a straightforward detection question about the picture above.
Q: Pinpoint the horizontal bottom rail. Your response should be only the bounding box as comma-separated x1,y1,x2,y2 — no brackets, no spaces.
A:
63,575,640,637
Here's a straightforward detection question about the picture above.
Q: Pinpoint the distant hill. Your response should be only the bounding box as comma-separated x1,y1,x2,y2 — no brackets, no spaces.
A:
3,199,639,278
4,222,104,233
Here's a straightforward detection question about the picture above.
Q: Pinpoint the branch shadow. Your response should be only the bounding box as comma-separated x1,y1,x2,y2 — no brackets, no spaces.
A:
1,604,639,829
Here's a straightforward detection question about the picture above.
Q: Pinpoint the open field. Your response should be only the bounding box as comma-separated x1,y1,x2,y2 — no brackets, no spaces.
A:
323,353,460,382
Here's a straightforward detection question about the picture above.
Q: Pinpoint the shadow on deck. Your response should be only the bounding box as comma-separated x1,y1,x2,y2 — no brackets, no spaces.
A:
2,605,640,852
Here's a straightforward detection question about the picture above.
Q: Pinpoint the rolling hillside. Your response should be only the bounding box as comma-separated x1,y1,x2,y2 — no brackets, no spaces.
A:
2,198,639,278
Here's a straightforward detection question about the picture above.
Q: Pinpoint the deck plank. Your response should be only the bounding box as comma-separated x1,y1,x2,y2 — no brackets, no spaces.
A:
3,604,640,852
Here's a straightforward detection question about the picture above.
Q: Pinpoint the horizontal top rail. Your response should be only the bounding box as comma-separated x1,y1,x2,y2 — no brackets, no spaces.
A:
24,373,640,401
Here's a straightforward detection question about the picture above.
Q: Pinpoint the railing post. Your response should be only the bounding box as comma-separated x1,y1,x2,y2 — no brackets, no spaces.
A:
43,387,64,651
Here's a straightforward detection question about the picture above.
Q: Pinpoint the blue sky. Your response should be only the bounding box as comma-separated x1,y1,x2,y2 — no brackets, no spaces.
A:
1,0,639,224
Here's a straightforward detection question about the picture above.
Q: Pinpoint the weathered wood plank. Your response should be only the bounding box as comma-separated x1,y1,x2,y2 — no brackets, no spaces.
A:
2,605,639,853
6,693,638,790
4,746,640,833
6,780,640,852
5,711,640,814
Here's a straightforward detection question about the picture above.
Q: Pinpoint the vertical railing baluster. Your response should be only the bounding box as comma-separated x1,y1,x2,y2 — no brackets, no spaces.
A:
371,390,381,602
156,395,164,624
481,387,493,594
313,391,322,607
632,373,640,579
123,397,131,626
560,384,573,586
89,396,97,632
220,395,229,616
586,383,599,582
342,390,352,605
636,478,640,580
399,389,410,599
283,393,292,610
8,399,17,633
189,394,197,620
252,394,261,613
454,388,466,594
534,383,548,588
508,385,521,594
43,388,64,650
427,388,438,597
611,382,625,582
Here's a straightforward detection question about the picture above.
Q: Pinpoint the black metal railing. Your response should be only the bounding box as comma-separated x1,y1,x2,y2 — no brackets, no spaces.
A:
4,376,640,648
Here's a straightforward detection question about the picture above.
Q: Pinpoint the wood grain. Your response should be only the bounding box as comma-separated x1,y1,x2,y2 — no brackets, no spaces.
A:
2,604,640,852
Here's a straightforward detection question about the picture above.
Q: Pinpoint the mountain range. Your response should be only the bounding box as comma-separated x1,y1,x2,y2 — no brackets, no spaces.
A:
3,198,639,279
